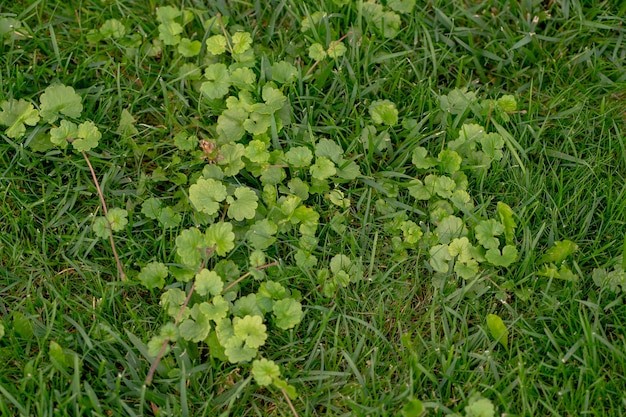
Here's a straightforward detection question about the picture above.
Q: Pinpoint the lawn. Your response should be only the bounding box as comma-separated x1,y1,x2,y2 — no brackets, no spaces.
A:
1,1,625,416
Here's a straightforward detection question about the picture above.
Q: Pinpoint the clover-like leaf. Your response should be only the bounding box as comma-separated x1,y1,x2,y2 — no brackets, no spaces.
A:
310,157,336,180
271,61,298,84
315,138,344,164
189,178,227,215
437,215,467,244
230,67,256,90
252,358,281,386
105,207,128,232
475,219,504,250
138,262,169,290
39,84,83,123
195,269,224,297
200,63,231,100
231,32,253,54
72,121,101,152
429,244,452,273
273,298,303,330
227,186,258,221
92,216,111,238
175,227,209,267
178,38,201,57
327,40,347,59
100,18,126,39
247,219,277,250
0,99,40,139
233,315,267,349
206,221,235,256
412,146,436,169
438,149,462,174
285,146,313,167
199,296,230,322
369,99,398,126
179,305,212,343
485,245,518,267
206,34,227,55
308,43,327,61
539,240,578,264
49,120,77,148
156,6,182,45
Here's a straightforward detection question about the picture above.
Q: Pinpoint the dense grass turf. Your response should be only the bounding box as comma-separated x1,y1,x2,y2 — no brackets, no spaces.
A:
1,0,625,416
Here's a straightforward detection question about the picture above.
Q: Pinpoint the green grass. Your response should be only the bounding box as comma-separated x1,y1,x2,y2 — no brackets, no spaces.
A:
1,0,626,416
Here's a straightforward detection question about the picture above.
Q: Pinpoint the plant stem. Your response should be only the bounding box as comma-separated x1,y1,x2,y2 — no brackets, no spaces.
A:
222,260,278,293
145,281,196,385
282,388,300,417
82,151,125,280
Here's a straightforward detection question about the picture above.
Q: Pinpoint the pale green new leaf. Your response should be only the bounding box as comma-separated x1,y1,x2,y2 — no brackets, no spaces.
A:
175,227,208,267
485,245,518,267
105,207,128,232
227,186,258,221
231,32,252,54
201,63,231,100
310,157,336,180
252,358,281,386
273,298,303,330
438,149,462,174
245,139,270,164
271,61,298,84
160,288,189,320
156,6,182,45
229,67,256,90
206,221,235,256
437,215,467,244
429,244,452,273
315,138,344,164
486,314,508,349
448,237,475,263
388,0,416,13
247,219,277,250
73,121,101,152
0,99,40,139
189,178,227,215
179,305,211,342
475,219,504,250
233,315,267,348
539,240,578,264
369,100,398,126
285,146,313,167
217,107,247,142
195,269,223,297
308,43,327,61
219,143,246,176
199,296,230,322
412,146,436,169
178,38,201,57
327,40,347,58
138,262,169,290
49,120,77,148
100,18,126,39
205,34,226,55
39,85,83,123
496,202,516,245
233,293,263,317
92,216,111,238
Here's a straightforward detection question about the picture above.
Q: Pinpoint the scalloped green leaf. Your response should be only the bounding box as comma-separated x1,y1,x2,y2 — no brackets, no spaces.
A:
0,99,40,139
189,178,227,215
39,85,83,123
138,262,169,290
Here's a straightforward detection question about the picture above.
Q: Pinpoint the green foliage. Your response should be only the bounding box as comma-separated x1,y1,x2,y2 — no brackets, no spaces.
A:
486,314,508,349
